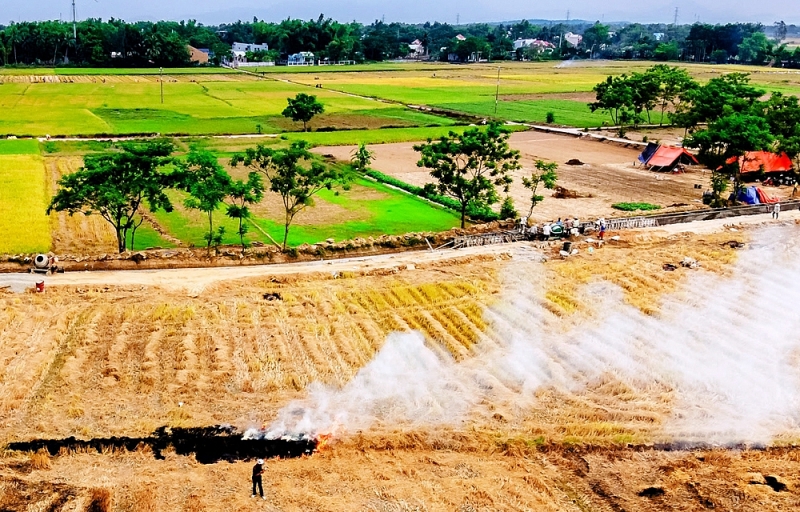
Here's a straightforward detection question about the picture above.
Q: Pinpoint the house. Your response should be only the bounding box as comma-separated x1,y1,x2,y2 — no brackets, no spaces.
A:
513,38,556,51
563,32,583,47
653,33,665,41
288,52,315,66
188,46,209,65
232,42,269,53
408,39,426,58
455,34,467,41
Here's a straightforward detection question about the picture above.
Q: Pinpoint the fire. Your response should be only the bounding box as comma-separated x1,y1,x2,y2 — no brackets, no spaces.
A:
315,433,334,451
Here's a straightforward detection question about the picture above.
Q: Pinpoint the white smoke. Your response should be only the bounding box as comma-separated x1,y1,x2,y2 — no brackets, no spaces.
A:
263,226,800,445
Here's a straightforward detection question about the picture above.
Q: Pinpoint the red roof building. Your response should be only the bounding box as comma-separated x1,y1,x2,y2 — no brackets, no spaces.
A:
725,151,793,174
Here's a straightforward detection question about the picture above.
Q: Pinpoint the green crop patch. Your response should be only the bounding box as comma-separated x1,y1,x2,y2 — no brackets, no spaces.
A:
93,108,193,122
0,139,41,155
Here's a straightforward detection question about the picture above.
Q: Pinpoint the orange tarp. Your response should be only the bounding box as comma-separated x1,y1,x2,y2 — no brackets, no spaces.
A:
726,152,793,174
646,146,699,168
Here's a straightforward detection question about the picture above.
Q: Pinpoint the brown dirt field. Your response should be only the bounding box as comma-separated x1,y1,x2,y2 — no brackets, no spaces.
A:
46,156,118,255
314,130,712,221
5,229,791,511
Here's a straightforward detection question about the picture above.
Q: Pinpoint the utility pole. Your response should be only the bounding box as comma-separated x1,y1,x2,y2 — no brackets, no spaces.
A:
673,7,679,26
494,67,501,115
456,13,460,26
160,67,164,104
72,0,77,41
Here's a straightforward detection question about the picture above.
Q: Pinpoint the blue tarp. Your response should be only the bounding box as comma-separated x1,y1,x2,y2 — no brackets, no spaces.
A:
734,186,761,205
638,142,659,164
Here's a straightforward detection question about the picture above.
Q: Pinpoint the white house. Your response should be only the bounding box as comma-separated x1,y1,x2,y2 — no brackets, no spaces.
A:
232,42,269,53
408,39,426,58
513,38,556,51
563,32,583,48
288,52,315,66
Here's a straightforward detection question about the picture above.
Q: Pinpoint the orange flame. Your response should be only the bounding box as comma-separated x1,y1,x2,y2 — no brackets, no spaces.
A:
315,433,334,452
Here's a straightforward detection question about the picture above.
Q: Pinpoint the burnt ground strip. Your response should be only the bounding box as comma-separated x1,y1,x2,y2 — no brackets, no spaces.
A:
6,426,316,464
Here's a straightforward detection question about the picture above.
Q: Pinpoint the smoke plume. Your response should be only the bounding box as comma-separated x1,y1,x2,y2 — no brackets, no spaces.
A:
263,226,800,445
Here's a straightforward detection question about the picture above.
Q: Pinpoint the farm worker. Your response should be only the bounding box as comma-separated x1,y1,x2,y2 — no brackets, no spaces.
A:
542,223,551,240
773,202,781,219
518,216,528,234
252,459,266,500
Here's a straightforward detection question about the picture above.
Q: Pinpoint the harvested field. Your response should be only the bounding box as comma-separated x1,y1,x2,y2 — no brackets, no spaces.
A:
315,130,717,221
3,223,800,510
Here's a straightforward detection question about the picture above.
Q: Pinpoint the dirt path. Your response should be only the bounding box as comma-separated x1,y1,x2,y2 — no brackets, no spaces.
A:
3,212,794,295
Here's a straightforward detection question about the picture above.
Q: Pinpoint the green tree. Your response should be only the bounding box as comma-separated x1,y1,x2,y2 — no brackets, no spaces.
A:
762,92,800,169
414,123,520,229
590,75,634,126
499,196,518,220
232,141,346,251
47,141,176,253
351,142,375,172
181,151,233,254
521,160,558,217
685,108,774,204
654,42,680,61
738,32,772,65
648,65,697,125
672,73,763,130
582,22,609,54
282,93,325,132
226,172,264,251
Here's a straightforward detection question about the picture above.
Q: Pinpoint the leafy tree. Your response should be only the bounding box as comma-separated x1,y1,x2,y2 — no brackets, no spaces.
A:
628,71,660,125
414,123,520,229
226,172,264,251
654,42,680,61
181,152,233,254
47,141,176,253
738,32,772,64
686,108,774,203
351,142,375,172
648,65,697,125
232,141,346,250
761,92,800,168
282,93,325,132
672,73,763,130
522,160,558,217
582,22,609,53
590,75,634,126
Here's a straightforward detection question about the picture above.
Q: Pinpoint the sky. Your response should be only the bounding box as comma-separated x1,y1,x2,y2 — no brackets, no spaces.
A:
2,0,797,26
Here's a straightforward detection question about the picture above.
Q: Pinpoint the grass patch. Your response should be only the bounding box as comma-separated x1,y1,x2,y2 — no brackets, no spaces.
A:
611,202,662,212
0,153,50,254
151,178,460,248
124,223,177,251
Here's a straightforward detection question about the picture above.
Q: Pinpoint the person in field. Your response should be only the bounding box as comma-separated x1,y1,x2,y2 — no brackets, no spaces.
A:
598,218,606,240
773,202,781,219
252,459,266,500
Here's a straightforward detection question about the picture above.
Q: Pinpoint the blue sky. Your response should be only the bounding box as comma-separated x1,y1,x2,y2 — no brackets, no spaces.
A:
3,0,797,26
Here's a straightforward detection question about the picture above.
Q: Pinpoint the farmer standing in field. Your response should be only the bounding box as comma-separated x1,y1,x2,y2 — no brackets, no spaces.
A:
252,459,266,500
773,202,781,219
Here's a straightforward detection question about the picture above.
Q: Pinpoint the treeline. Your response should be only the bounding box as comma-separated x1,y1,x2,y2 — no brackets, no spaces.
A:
1,15,799,68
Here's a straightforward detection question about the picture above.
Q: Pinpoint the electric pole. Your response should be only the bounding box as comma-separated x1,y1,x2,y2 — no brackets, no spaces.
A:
160,67,164,104
494,67,501,115
673,7,679,26
72,0,77,41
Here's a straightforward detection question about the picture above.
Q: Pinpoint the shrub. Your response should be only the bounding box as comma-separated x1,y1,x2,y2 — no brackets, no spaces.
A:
500,196,518,219
612,202,661,212
546,112,556,124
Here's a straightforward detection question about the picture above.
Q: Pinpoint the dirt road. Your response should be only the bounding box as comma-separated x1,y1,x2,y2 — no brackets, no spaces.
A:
3,212,794,295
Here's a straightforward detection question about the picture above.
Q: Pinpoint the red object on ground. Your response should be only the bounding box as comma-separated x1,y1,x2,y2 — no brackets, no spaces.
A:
35,281,45,293
755,187,779,204
726,152,793,174
646,146,699,168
